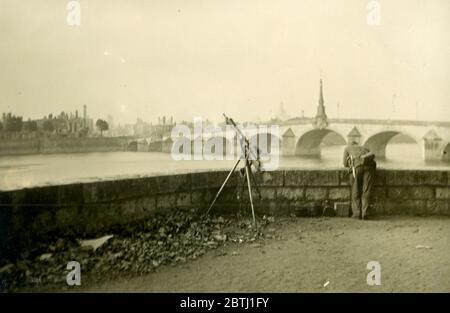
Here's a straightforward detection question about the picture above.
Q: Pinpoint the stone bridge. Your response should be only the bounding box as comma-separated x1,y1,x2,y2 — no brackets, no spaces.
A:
128,117,450,162
271,79,450,161
277,117,450,161
128,80,450,162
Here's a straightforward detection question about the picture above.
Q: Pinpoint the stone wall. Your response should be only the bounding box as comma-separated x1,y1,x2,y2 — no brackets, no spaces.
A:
0,169,449,259
0,137,130,156
0,138,41,155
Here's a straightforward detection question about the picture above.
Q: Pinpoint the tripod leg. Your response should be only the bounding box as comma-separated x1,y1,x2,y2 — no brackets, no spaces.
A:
206,159,240,215
249,168,262,201
238,169,246,213
244,163,256,229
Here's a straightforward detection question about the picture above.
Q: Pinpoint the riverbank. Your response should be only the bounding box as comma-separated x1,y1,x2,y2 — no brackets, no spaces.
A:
0,137,130,156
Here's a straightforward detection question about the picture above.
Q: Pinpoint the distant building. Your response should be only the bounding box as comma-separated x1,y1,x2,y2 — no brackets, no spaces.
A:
277,102,290,121
108,123,134,137
149,116,175,141
104,115,175,139
133,118,152,137
35,105,94,137
1,112,23,132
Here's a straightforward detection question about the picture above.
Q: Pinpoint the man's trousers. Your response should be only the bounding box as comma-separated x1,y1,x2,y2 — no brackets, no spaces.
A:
349,166,375,219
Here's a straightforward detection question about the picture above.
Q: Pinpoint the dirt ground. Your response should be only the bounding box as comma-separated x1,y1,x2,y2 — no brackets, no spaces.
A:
62,216,450,293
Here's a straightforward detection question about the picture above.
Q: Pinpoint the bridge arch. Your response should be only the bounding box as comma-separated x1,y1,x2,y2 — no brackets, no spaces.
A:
136,139,149,152
443,142,450,162
295,129,346,157
149,140,163,152
364,131,418,159
127,141,138,151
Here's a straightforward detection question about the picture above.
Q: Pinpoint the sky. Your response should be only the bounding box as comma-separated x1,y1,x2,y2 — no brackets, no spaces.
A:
0,0,449,124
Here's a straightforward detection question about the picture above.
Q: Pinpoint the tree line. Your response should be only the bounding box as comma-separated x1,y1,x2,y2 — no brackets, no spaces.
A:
1,112,109,136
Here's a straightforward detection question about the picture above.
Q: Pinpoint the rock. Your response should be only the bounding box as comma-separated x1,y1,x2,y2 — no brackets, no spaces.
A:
80,235,113,252
213,234,227,242
38,253,53,261
206,241,218,247
175,256,186,263
0,263,15,274
231,251,238,256
112,252,123,259
78,245,94,253
55,238,66,251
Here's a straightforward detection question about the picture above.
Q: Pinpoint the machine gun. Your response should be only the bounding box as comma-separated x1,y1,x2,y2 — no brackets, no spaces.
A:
205,114,262,228
222,113,262,172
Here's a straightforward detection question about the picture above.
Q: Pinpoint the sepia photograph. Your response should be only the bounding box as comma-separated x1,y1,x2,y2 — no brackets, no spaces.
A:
0,0,449,301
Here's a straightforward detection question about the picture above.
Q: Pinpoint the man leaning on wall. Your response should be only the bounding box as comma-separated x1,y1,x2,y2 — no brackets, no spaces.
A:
343,139,376,220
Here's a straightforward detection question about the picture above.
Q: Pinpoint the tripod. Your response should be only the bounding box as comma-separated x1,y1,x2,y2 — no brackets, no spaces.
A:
205,114,262,228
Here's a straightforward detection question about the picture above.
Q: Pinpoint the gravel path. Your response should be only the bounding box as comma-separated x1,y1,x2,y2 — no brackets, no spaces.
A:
80,216,450,292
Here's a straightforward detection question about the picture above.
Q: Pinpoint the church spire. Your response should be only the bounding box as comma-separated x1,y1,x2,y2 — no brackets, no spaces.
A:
314,78,328,129
319,79,324,106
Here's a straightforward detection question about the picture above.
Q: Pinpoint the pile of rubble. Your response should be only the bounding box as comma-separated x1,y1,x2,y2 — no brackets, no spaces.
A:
0,209,278,291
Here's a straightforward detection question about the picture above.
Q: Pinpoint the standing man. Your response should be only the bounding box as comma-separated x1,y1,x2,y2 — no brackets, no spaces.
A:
343,140,376,220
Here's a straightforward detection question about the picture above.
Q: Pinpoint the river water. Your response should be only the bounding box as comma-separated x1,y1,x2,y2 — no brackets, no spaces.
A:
0,144,448,191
